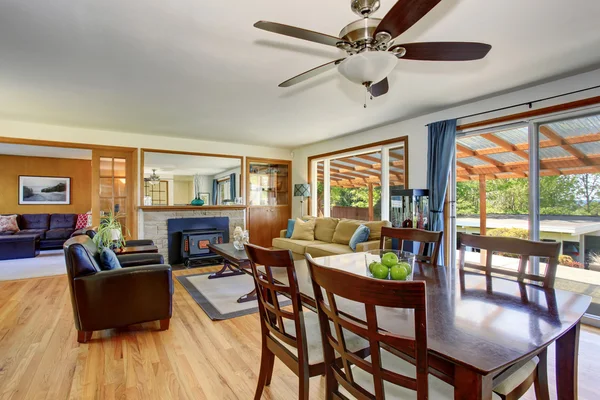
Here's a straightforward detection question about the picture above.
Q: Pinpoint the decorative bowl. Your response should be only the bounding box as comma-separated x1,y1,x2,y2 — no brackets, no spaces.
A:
364,249,415,281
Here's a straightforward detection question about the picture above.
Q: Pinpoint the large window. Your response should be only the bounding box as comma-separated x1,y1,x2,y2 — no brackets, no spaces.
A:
452,110,600,321
310,138,407,221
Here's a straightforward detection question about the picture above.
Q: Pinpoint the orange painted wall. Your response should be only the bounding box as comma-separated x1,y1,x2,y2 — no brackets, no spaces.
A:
0,155,91,214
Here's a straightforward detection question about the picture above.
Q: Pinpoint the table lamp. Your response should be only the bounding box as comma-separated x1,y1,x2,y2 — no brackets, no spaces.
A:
293,183,311,217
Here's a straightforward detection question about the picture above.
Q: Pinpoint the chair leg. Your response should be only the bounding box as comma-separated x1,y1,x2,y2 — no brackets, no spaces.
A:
325,368,337,400
77,330,92,343
298,364,310,400
533,349,550,400
159,319,170,331
254,343,275,400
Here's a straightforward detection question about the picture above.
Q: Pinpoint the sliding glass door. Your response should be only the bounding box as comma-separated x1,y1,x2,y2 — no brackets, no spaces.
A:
452,108,600,321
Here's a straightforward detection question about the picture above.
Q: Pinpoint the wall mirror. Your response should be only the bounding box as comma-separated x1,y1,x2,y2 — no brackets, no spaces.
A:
141,150,243,207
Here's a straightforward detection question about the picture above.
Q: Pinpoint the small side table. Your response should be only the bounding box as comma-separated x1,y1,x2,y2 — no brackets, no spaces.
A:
116,245,159,255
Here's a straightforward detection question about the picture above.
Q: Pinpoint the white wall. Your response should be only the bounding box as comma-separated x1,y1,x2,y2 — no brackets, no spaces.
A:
0,119,292,160
291,68,600,217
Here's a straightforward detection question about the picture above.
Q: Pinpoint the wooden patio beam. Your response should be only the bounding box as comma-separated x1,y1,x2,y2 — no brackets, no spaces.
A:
539,126,600,172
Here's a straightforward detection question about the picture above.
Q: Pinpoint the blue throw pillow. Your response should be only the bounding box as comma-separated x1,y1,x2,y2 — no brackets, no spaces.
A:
349,224,371,251
100,248,122,270
285,219,296,238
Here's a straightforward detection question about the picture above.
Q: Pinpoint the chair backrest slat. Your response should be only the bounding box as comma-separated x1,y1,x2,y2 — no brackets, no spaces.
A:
457,233,561,288
306,254,428,399
245,244,308,356
380,227,443,265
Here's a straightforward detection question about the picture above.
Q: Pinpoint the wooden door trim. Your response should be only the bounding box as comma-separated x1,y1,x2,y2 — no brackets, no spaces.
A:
0,136,137,151
92,149,138,240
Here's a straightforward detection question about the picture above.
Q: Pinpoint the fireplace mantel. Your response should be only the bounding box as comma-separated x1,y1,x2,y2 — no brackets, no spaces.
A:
139,205,247,212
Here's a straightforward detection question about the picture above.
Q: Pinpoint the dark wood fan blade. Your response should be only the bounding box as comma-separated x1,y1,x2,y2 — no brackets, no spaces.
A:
368,78,389,97
279,58,346,87
394,42,492,61
375,0,442,39
254,21,343,47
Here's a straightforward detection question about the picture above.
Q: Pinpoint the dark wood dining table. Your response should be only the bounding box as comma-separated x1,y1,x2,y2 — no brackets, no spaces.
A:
266,252,591,400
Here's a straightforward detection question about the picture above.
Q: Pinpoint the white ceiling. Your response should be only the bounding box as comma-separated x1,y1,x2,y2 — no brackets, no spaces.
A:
0,143,91,159
144,152,240,176
1,0,600,149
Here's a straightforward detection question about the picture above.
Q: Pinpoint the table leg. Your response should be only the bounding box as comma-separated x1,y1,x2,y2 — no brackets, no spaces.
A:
556,321,580,400
237,288,257,303
208,260,245,279
454,365,493,400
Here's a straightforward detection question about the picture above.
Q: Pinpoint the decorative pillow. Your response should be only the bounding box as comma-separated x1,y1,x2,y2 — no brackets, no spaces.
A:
285,219,295,238
75,214,88,229
332,219,362,245
349,224,371,251
0,215,19,233
314,217,340,242
99,248,122,271
290,218,316,241
364,220,391,241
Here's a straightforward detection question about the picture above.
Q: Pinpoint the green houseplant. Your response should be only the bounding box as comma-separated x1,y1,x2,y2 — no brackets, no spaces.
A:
93,212,127,250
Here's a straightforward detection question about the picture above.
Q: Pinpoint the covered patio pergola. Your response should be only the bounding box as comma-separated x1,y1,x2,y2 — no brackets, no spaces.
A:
316,147,405,220
456,115,600,261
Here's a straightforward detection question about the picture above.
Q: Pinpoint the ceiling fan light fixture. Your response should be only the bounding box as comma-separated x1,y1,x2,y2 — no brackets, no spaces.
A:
337,51,397,86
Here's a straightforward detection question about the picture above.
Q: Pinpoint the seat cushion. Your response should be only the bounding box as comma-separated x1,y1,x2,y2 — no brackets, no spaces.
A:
314,217,340,242
305,243,353,258
340,349,501,400
332,219,362,245
493,357,539,395
14,229,46,237
274,310,368,365
272,237,327,255
364,220,391,241
0,231,17,236
20,214,50,230
45,228,75,240
49,214,77,229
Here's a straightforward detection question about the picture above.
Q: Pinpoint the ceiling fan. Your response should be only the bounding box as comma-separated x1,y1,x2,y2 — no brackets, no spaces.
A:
254,0,491,98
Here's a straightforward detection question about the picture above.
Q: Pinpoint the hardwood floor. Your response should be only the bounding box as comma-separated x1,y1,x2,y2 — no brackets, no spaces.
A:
0,267,599,400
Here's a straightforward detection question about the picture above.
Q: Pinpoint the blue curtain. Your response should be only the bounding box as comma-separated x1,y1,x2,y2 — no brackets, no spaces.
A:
229,173,236,200
427,118,457,264
212,179,218,205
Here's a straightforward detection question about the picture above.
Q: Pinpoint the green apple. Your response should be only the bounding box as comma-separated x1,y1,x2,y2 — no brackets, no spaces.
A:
390,264,408,281
369,261,379,274
397,261,412,274
371,263,390,280
381,252,399,268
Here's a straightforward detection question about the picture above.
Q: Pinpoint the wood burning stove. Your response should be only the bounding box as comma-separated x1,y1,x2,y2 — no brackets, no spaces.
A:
181,229,224,267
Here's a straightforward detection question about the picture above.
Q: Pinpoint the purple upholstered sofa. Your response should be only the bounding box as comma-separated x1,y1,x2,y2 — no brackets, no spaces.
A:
0,214,80,250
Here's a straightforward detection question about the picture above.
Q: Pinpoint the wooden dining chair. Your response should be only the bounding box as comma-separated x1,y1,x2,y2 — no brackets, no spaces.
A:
306,254,472,400
244,244,367,400
380,227,443,264
458,233,560,400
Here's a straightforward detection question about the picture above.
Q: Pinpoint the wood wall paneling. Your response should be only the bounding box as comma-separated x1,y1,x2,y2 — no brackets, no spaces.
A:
0,155,91,214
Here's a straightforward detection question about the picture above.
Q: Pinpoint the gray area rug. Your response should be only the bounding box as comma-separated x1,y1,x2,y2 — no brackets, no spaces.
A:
177,272,290,320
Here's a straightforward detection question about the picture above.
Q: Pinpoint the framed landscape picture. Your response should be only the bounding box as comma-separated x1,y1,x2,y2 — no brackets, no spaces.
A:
19,176,71,205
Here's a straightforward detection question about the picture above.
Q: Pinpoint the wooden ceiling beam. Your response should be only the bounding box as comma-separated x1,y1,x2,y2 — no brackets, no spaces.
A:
539,126,600,172
481,133,530,160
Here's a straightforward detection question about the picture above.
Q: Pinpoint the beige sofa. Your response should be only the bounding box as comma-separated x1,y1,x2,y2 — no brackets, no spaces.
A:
272,217,391,260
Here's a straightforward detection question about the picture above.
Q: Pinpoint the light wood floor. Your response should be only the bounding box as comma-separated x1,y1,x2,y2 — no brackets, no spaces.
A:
0,267,599,400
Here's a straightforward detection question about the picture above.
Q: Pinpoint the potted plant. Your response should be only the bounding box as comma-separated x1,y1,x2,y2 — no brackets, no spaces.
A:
93,212,127,250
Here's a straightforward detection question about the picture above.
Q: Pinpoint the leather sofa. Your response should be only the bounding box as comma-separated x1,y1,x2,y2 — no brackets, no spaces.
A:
63,235,173,343
0,213,81,249
272,217,391,260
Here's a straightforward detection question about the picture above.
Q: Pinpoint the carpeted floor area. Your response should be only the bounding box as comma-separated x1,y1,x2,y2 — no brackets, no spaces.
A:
0,250,66,281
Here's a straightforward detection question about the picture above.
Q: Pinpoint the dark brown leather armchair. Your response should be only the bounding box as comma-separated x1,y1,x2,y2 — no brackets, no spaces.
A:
63,235,173,343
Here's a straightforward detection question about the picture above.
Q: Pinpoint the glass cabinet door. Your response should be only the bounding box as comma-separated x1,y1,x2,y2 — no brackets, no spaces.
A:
248,162,289,206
